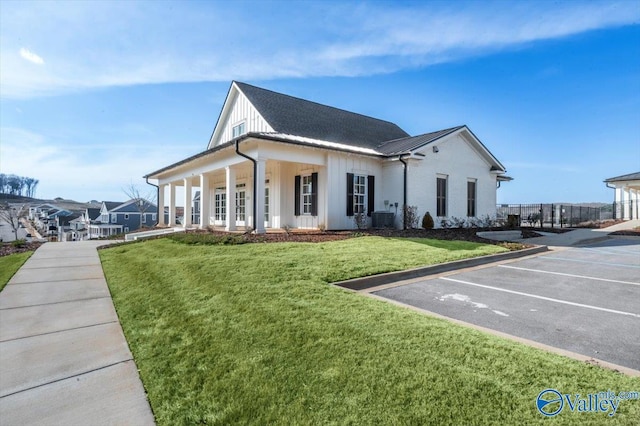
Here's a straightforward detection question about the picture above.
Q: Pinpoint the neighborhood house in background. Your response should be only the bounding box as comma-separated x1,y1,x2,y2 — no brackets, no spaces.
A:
146,82,512,232
28,199,157,241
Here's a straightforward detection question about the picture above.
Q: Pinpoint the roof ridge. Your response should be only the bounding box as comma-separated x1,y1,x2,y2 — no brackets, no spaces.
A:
234,81,407,130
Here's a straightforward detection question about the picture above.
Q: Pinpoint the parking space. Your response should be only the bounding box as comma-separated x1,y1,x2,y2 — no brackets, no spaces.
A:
374,238,640,371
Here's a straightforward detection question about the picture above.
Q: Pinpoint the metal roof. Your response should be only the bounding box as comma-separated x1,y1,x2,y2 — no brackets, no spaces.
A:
604,172,640,182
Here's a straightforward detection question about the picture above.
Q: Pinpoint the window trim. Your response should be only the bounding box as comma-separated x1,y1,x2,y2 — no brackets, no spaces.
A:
436,176,447,217
346,173,374,217
467,179,477,217
294,173,318,216
232,121,246,138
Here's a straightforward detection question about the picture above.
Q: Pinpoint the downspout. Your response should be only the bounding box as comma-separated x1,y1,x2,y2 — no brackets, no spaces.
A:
398,154,409,230
145,176,159,227
235,139,257,232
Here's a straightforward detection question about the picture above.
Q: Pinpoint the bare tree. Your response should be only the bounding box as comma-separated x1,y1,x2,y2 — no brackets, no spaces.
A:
0,203,28,241
123,182,157,227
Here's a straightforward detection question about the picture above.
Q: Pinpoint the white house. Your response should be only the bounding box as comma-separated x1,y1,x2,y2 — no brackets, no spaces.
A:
146,82,511,232
605,172,640,220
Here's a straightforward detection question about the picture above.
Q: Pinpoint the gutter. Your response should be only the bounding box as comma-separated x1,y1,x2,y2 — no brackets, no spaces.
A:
235,139,257,232
398,154,409,230
145,177,160,227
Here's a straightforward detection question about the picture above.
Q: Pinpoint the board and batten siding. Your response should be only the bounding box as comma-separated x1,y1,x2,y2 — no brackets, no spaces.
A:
407,133,497,226
326,152,383,230
211,91,274,147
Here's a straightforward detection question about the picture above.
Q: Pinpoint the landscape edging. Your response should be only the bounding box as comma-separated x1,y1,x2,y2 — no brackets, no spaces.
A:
334,245,549,291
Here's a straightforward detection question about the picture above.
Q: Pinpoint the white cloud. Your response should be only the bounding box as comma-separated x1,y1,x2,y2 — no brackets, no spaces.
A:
19,48,44,65
0,1,638,99
0,127,190,201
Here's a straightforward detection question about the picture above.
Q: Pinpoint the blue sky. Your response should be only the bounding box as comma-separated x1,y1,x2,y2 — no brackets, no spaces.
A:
1,0,639,204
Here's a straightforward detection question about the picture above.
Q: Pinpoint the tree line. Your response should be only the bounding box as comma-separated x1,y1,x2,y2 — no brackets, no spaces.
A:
0,173,39,198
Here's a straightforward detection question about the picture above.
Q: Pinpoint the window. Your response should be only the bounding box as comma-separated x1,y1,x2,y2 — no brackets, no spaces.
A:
467,180,477,217
354,175,366,214
111,213,117,223
215,188,226,221
302,175,313,214
124,214,129,220
124,227,129,233
232,122,245,138
346,173,374,216
236,183,246,221
264,186,270,222
437,176,447,217
294,173,318,216
142,214,146,223
152,213,157,221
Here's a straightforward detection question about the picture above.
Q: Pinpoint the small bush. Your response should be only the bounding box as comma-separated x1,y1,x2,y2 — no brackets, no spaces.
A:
354,211,368,230
11,239,26,248
403,205,420,229
422,212,434,229
450,217,466,228
440,218,451,229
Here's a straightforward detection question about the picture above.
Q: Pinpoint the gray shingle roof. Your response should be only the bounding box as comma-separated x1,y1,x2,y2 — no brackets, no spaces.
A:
86,208,101,220
604,172,640,182
376,126,464,155
235,82,409,149
103,201,123,211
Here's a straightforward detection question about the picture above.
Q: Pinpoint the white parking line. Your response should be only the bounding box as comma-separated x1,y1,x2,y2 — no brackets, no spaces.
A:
440,277,640,318
543,256,640,269
497,265,640,287
582,247,640,257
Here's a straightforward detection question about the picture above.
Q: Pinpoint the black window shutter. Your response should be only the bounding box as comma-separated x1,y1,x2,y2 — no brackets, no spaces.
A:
311,172,318,216
294,175,301,216
367,175,375,217
346,173,354,216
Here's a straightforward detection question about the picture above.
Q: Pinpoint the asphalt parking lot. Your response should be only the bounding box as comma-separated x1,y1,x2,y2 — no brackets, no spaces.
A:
374,237,640,371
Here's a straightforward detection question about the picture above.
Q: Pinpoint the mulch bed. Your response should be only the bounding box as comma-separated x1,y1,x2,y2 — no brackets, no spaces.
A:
185,227,529,250
0,242,43,257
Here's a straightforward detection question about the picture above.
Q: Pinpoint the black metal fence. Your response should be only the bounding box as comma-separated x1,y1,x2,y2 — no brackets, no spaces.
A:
496,204,604,228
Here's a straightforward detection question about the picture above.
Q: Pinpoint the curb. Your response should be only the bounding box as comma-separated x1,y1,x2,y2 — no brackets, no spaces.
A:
334,245,549,291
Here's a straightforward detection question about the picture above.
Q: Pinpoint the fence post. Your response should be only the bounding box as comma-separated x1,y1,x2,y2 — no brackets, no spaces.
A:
551,204,554,229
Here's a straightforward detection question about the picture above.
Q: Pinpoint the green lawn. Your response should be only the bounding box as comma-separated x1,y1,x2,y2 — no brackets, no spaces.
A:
0,251,32,291
100,237,640,425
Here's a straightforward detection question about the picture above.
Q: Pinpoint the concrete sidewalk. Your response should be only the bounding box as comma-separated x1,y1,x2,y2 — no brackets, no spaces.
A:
516,219,640,247
0,241,155,425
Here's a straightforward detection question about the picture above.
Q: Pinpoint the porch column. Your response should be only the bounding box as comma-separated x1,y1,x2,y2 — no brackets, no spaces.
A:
255,159,266,234
157,184,166,226
168,182,176,227
623,187,630,220
199,173,210,229
183,178,192,227
225,166,236,231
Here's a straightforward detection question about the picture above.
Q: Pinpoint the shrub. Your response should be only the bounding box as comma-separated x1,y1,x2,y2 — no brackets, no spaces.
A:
422,212,434,229
450,217,466,228
354,212,368,230
403,205,420,229
440,218,451,229
11,239,26,248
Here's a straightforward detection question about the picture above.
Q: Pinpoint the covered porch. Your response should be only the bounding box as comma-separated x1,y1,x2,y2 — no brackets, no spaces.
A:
152,138,328,233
